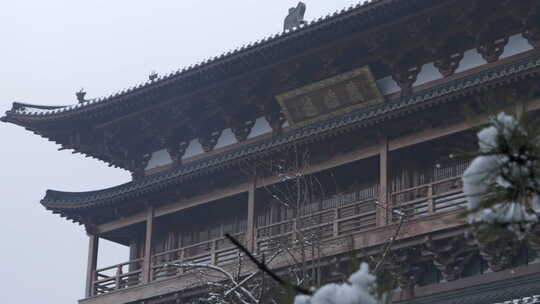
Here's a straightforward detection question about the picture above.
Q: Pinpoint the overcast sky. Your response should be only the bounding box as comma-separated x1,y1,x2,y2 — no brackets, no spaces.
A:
0,1,362,303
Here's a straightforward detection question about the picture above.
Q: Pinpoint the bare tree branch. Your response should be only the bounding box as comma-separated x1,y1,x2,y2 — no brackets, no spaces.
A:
373,201,406,273
225,233,313,295
224,249,282,297
166,263,259,303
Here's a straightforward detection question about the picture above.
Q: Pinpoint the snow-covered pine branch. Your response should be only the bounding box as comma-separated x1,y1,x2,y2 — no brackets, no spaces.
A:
463,112,540,239
294,263,377,304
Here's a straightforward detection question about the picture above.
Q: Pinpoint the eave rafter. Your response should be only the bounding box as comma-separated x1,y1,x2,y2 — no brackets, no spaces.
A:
100,127,136,169
96,75,272,159
37,50,540,220
362,0,540,95
522,3,540,48
4,0,540,178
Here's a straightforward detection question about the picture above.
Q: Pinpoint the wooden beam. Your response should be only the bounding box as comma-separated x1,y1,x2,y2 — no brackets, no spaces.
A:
94,119,473,235
96,214,146,235
96,182,249,234
388,120,476,152
386,97,540,153
155,182,248,218
257,145,381,189
246,176,257,252
142,207,154,284
95,98,540,235
85,234,99,298
378,135,389,227
77,212,471,304
256,112,483,191
92,0,464,133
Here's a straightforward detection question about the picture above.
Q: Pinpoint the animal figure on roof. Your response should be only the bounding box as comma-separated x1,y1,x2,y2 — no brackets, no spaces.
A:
284,2,307,31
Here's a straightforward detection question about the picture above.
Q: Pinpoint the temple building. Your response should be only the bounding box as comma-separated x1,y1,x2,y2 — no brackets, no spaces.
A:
3,0,540,303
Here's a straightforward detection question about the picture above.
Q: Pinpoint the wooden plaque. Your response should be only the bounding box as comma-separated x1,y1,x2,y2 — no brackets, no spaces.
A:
276,66,383,128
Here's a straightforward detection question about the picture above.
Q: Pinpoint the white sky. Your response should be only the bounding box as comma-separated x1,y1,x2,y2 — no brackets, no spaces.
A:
0,1,362,303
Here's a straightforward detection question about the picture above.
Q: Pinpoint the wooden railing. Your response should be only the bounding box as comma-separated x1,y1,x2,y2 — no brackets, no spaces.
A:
89,171,468,296
93,259,143,295
151,233,245,281
389,176,465,222
256,197,378,256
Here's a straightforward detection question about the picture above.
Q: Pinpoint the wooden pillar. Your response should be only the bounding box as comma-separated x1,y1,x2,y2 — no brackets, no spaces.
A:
85,234,99,298
427,184,435,215
211,240,218,265
333,209,339,237
378,136,389,226
142,207,154,283
246,176,257,252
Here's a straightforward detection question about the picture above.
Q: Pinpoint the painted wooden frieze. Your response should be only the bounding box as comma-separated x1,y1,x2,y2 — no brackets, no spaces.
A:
276,66,383,128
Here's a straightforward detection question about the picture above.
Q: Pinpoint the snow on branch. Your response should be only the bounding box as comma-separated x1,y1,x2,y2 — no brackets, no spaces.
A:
463,112,540,238
294,263,377,304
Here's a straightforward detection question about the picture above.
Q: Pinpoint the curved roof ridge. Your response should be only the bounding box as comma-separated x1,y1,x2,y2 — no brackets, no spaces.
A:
12,102,68,110
1,103,70,121
2,0,394,120
44,185,130,200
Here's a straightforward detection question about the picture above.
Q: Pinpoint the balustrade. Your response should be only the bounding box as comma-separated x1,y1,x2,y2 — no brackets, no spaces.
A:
390,176,466,222
89,163,469,296
256,196,378,255
151,233,245,281
93,259,143,295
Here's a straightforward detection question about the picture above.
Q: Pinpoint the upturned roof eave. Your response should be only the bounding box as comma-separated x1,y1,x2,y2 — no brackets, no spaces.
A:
0,0,433,172
39,52,540,215
1,0,436,124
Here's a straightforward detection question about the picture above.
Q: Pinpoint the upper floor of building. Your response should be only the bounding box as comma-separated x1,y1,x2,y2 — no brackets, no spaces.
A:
3,0,540,303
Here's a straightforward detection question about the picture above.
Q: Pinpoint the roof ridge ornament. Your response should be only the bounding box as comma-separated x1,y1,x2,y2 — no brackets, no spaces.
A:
76,88,87,103
284,2,307,31
149,71,158,82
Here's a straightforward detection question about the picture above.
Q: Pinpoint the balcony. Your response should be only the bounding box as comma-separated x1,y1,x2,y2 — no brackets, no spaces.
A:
256,190,379,256
87,167,468,298
151,233,245,281
94,260,143,295
390,175,465,222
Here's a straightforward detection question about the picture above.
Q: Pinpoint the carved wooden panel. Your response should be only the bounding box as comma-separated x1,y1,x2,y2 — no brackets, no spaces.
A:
231,119,256,142
199,130,222,152
167,141,189,162
524,27,540,49
276,66,383,128
477,37,509,63
434,52,464,77
392,65,422,96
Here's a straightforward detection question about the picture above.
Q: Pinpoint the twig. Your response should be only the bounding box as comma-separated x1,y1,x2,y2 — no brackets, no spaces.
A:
225,233,313,295
374,212,406,273
166,262,259,303
224,249,282,297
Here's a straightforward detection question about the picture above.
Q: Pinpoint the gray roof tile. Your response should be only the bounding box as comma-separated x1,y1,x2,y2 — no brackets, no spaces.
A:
41,52,540,211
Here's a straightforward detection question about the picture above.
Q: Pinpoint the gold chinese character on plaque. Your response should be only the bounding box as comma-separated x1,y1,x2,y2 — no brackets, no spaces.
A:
276,66,383,128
